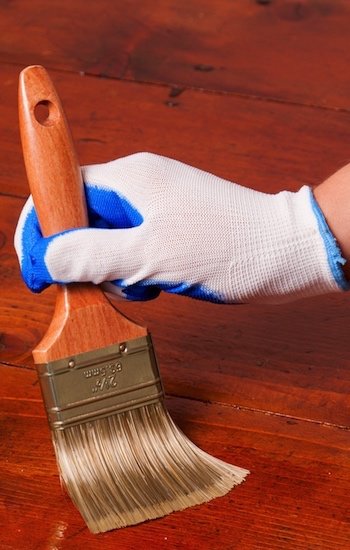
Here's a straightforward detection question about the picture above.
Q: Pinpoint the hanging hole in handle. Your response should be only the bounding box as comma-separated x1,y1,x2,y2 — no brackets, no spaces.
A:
34,100,56,126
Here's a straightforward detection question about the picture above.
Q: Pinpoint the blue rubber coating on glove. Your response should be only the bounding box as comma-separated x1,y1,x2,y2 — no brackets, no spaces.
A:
85,185,143,229
83,189,227,302
110,279,226,303
19,186,225,301
19,186,143,293
20,206,53,293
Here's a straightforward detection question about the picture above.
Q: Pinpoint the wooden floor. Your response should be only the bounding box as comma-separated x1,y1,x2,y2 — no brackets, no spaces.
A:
1,1,350,548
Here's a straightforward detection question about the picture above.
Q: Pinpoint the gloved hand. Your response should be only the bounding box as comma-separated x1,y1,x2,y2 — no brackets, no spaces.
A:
14,152,344,303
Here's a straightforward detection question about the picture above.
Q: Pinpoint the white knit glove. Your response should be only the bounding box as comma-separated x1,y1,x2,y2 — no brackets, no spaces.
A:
15,152,345,303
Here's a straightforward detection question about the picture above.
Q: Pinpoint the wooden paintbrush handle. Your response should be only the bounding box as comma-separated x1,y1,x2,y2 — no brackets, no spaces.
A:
18,65,146,363
18,65,88,235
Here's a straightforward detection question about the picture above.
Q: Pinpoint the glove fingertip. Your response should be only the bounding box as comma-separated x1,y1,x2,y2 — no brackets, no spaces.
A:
29,279,50,294
122,285,161,301
107,280,161,301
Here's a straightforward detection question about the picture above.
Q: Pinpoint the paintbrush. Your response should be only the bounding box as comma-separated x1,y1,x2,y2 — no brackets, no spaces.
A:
18,65,249,534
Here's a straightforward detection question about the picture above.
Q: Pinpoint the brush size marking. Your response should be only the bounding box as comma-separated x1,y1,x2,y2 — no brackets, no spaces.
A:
83,362,123,394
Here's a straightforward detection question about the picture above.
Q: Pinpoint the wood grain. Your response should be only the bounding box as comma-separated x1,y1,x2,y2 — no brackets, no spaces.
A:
0,1,350,109
3,63,350,202
19,66,88,234
1,1,350,547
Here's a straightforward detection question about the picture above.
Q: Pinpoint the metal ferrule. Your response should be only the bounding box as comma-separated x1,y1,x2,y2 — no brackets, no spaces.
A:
36,335,164,431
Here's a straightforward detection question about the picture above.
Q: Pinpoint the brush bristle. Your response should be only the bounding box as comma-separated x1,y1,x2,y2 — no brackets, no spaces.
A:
52,401,249,533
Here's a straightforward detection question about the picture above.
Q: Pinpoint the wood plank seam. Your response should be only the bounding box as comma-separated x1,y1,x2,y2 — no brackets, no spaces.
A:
144,392,350,431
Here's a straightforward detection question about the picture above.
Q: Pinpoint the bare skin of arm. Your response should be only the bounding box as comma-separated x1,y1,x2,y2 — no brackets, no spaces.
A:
314,164,350,281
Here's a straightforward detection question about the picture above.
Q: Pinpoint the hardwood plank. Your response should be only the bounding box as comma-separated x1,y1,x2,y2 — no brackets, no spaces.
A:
1,2,350,548
0,1,350,109
2,193,350,425
1,363,349,549
75,293,350,426
124,0,350,111
3,64,350,202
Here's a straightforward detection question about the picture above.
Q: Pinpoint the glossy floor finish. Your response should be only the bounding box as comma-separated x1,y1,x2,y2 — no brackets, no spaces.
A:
1,1,350,548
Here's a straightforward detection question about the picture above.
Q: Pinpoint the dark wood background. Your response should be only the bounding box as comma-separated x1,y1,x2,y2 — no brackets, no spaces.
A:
1,1,350,548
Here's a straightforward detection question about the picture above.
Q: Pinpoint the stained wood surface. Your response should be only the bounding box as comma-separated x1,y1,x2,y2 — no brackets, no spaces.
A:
1,1,350,110
3,62,350,202
1,364,349,550
1,1,350,549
